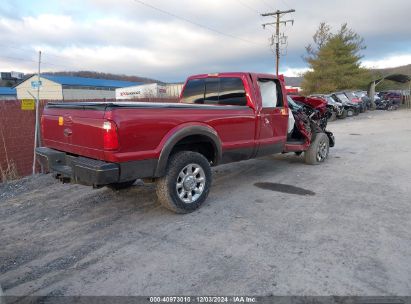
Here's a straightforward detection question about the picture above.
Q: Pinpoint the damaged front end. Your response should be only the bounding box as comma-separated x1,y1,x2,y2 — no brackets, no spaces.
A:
287,96,335,148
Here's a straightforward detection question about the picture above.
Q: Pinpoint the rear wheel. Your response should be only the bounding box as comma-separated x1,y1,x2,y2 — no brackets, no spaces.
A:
156,151,212,213
304,133,329,165
338,109,347,119
329,111,337,121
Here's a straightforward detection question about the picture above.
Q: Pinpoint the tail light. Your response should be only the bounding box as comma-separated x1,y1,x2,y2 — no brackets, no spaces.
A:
103,120,119,150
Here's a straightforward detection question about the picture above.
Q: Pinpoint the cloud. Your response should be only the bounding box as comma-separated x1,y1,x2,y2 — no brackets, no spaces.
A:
0,0,410,81
362,54,411,69
281,67,311,77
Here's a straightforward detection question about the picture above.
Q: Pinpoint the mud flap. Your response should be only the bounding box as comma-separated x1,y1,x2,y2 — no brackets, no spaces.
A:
325,131,335,147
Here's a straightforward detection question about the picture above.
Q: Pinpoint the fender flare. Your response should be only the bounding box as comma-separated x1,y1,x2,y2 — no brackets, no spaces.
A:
154,125,222,177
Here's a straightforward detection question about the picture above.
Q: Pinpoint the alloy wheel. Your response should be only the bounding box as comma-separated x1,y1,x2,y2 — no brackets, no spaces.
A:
317,140,328,162
176,163,206,204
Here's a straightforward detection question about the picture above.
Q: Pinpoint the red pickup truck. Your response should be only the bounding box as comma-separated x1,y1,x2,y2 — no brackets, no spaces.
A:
36,72,334,213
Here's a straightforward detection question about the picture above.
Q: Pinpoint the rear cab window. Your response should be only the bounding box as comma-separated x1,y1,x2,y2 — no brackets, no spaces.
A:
181,77,247,106
180,79,205,104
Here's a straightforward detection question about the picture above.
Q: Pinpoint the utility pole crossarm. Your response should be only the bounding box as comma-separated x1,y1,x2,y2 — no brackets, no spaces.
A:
261,9,295,17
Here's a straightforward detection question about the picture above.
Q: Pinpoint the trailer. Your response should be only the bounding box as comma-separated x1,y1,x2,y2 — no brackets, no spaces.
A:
116,83,167,100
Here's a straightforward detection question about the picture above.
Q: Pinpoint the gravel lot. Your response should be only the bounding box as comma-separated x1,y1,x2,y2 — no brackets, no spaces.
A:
1,109,411,296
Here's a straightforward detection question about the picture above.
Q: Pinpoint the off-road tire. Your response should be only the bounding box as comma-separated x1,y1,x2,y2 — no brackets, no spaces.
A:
304,133,329,165
156,151,212,213
107,179,136,190
329,111,337,121
338,109,347,119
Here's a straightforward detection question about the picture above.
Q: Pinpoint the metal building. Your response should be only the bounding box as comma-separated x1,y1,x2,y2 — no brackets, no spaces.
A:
15,74,141,100
0,87,17,100
165,83,184,98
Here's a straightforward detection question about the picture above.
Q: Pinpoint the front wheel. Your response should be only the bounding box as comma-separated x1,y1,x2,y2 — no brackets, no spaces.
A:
156,151,212,213
304,133,330,165
338,109,347,119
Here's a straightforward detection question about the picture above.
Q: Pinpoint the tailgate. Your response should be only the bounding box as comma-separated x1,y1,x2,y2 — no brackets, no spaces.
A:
42,103,108,160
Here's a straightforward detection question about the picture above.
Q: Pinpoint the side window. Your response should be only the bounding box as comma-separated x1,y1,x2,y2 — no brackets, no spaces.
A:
218,78,247,106
258,79,283,108
180,79,205,104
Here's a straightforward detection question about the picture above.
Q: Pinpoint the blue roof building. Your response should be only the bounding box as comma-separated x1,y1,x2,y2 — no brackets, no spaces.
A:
0,87,17,100
41,75,141,89
15,74,143,101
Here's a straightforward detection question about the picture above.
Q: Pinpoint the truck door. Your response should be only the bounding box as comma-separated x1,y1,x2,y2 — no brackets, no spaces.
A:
255,78,288,157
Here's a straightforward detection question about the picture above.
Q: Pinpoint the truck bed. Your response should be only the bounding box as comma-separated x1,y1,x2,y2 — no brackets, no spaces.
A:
42,101,257,163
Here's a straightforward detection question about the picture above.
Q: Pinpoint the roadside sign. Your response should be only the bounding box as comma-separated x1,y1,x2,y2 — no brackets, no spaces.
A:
31,80,42,89
21,99,35,110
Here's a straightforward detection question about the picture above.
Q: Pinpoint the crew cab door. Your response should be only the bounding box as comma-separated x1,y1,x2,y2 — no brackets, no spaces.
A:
255,78,288,157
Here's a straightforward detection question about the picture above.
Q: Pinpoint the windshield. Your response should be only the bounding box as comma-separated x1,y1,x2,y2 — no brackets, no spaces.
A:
336,93,350,103
287,96,302,110
344,92,356,100
326,96,336,104
355,91,366,98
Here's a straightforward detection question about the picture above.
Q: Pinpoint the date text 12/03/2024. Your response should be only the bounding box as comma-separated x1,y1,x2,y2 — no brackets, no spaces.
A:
149,296,257,303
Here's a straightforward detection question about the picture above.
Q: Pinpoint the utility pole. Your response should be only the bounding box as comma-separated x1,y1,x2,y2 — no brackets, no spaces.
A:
261,9,295,76
32,50,41,175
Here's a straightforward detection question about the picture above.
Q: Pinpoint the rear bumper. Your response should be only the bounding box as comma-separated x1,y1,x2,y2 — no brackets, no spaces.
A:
36,147,157,186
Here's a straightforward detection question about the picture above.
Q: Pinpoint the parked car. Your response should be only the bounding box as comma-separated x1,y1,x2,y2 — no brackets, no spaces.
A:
374,91,401,110
309,94,346,120
36,72,335,213
384,92,402,108
344,91,367,113
331,92,360,116
354,91,372,110
374,92,382,102
326,95,348,118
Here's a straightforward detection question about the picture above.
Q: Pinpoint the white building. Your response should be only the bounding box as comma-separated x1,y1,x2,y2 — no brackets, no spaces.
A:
15,74,141,100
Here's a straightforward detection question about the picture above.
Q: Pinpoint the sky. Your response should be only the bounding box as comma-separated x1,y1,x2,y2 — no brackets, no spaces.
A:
0,0,410,82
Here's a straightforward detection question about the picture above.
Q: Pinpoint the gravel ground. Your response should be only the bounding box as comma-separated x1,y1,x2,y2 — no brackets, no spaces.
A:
1,109,411,296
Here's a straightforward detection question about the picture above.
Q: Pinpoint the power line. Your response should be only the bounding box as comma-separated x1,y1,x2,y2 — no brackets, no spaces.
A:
132,0,265,47
0,44,71,62
0,55,74,70
0,45,86,70
235,0,262,14
259,0,275,10
0,55,37,63
278,0,292,10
